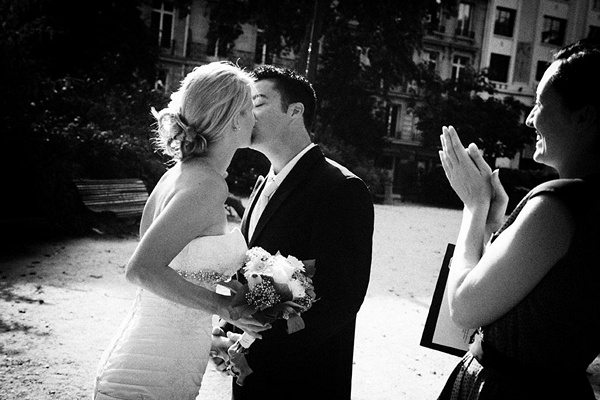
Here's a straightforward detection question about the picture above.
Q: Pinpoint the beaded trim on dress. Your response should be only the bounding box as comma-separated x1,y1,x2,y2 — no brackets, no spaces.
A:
176,269,230,286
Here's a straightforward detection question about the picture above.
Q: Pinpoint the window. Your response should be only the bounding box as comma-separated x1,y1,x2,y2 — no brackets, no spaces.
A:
254,29,272,64
425,1,443,32
151,1,174,49
451,55,469,80
424,51,439,72
593,0,600,11
154,69,168,92
489,53,511,82
386,104,401,138
535,61,550,81
207,36,229,57
494,7,516,37
400,109,421,143
456,3,473,37
541,16,566,46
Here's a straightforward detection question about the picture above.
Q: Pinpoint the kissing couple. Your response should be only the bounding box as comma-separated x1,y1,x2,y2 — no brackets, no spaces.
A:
93,61,374,400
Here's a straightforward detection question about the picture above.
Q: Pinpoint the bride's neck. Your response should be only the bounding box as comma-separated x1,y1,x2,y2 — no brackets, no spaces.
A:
187,147,233,178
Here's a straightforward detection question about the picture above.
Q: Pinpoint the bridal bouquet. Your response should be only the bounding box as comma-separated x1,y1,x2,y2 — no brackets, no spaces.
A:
225,247,316,385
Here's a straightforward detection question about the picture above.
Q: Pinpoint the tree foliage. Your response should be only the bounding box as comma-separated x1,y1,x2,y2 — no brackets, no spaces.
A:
314,0,430,158
415,67,535,159
206,0,314,63
206,0,431,161
1,0,166,233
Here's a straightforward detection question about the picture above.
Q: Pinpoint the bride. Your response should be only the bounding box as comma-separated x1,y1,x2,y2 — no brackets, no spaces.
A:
93,62,267,400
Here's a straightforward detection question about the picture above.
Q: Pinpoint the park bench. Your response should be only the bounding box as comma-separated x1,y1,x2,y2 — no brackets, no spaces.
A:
75,178,245,221
74,178,149,219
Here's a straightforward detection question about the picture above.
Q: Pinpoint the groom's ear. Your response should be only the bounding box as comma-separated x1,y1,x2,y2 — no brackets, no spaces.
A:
287,102,304,119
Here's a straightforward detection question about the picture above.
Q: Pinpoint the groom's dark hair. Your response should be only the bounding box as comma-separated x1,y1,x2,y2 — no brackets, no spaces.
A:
251,65,316,131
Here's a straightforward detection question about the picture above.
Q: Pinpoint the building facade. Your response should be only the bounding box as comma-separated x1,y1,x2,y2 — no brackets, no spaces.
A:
140,0,600,198
139,0,295,94
481,0,600,168
381,0,491,199
382,0,599,197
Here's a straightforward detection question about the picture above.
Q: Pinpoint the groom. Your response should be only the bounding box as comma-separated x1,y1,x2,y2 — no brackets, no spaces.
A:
213,65,374,400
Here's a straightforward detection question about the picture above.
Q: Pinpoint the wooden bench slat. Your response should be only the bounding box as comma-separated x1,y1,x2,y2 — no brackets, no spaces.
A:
74,179,149,219
76,185,147,190
81,195,149,203
75,178,145,183
76,187,147,193
84,200,148,208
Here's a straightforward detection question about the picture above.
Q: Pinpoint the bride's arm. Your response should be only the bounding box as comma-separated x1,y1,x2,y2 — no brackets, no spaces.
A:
125,174,266,335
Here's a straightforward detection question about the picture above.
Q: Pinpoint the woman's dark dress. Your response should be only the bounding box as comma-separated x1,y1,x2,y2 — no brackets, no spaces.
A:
438,176,600,400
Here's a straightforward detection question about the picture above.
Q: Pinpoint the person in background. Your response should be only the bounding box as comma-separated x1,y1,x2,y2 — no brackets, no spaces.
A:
94,62,268,400
211,65,374,400
436,40,600,399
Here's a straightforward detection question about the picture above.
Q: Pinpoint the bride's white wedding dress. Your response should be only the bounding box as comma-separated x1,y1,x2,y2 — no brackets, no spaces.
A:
93,228,247,400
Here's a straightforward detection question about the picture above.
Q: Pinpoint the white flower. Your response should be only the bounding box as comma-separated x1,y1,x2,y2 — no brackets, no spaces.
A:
270,253,297,284
287,278,306,298
246,247,271,263
244,247,273,278
247,273,263,290
285,255,305,272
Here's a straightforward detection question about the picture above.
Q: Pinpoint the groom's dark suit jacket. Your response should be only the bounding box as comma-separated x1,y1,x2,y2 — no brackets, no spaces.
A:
232,145,374,400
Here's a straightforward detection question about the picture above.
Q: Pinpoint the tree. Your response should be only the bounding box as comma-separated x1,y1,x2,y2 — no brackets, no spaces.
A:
415,66,535,160
314,0,430,158
1,0,165,234
206,0,315,71
206,0,431,161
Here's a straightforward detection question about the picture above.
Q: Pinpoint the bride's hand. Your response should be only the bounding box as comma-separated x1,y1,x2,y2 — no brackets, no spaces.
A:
221,307,271,339
215,280,271,338
214,291,270,338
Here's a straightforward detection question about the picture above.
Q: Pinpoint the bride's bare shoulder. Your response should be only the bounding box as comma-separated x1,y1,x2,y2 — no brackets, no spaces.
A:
178,163,227,200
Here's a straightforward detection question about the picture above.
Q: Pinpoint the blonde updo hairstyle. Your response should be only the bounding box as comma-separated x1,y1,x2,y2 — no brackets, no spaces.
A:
153,62,254,162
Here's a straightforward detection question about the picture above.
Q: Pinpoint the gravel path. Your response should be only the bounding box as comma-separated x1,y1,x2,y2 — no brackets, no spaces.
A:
1,203,598,399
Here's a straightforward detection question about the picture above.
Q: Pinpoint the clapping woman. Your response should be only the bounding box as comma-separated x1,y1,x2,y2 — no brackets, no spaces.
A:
437,40,600,399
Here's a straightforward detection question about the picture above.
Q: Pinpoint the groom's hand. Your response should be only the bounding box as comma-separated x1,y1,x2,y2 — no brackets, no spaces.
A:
210,327,238,376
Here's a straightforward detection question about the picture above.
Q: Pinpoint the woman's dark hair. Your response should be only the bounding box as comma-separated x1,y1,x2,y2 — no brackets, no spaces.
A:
550,40,600,113
251,65,317,131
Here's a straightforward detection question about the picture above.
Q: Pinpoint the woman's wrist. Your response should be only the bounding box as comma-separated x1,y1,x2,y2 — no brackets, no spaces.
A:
463,202,490,222
458,204,489,258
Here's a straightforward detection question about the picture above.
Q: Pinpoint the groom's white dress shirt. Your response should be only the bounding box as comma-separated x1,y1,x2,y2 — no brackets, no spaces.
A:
247,143,316,239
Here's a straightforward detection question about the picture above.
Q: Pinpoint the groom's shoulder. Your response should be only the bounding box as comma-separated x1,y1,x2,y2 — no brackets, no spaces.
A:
318,158,373,211
323,157,360,181
303,146,365,187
